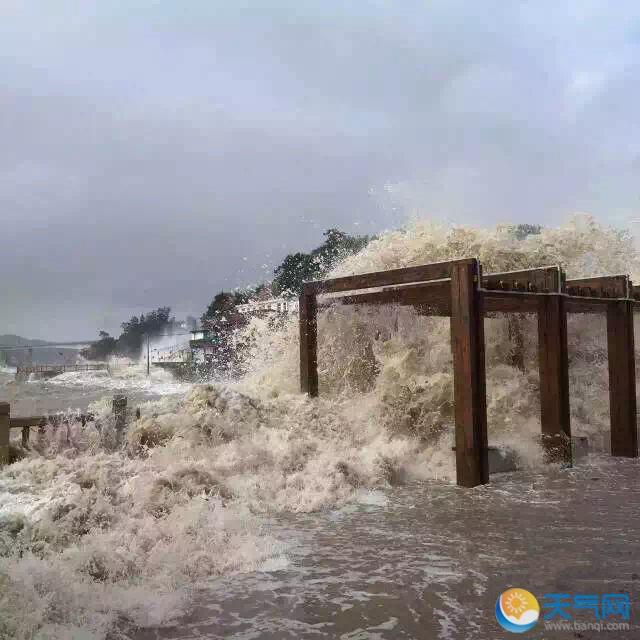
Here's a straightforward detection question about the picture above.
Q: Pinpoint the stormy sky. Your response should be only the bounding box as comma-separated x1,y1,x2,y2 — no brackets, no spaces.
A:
2,1,640,341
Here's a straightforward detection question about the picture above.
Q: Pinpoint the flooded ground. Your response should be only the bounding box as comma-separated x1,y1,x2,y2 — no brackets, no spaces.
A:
0,367,191,416
134,457,640,640
2,365,639,639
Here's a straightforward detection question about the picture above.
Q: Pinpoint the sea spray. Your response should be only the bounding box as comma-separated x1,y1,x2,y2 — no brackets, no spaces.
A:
0,214,637,638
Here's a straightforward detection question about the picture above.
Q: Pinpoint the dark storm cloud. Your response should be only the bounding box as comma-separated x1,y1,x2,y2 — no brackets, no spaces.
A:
2,1,640,339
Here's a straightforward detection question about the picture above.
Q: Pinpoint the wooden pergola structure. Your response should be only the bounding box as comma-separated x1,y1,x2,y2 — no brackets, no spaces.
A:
298,258,639,487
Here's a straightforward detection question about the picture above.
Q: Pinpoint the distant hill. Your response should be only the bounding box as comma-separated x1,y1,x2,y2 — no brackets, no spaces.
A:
0,334,52,347
0,335,83,367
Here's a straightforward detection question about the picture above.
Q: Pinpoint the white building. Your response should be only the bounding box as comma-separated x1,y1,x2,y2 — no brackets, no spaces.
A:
236,297,299,315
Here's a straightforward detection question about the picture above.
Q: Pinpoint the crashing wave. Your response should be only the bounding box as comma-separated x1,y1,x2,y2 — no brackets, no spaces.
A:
0,214,636,638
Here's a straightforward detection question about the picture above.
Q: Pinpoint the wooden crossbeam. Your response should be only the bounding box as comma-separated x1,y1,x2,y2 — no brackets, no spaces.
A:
564,296,613,313
318,280,451,315
9,416,46,429
482,265,562,293
564,275,629,299
304,257,476,295
481,290,543,313
299,257,638,487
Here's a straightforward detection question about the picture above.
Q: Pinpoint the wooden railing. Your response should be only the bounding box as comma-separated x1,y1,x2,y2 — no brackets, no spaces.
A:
0,395,135,466
15,363,109,375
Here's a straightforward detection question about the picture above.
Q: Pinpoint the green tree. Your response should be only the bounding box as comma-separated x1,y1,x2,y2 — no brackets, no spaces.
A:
311,228,370,272
81,331,118,361
118,307,173,357
272,229,371,296
201,292,239,328
507,224,542,240
272,252,320,297
82,307,175,360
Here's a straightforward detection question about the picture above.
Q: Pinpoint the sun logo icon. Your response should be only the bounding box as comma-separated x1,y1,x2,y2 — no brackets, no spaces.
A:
495,588,540,633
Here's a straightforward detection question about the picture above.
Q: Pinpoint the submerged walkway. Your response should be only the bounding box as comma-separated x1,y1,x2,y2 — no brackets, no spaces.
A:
134,457,640,640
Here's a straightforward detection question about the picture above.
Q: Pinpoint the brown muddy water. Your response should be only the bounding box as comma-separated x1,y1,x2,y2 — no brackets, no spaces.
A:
134,458,640,640
0,367,190,415
2,367,639,639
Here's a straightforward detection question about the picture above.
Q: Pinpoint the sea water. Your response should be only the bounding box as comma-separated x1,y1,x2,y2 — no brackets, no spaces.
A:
1,214,639,639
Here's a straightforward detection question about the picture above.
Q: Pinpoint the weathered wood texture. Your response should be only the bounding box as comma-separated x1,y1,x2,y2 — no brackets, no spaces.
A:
0,403,9,466
305,257,476,295
301,258,637,486
0,401,126,465
607,300,638,457
9,416,47,429
450,259,489,487
565,275,629,298
537,295,571,463
481,290,542,313
299,293,319,396
320,280,451,316
8,414,94,429
113,395,127,444
483,265,561,293
564,296,613,314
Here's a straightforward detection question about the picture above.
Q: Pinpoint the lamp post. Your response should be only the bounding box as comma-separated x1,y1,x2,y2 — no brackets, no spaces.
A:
146,333,150,376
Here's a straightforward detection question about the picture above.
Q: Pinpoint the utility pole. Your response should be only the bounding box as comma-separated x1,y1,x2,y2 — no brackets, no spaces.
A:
146,333,150,376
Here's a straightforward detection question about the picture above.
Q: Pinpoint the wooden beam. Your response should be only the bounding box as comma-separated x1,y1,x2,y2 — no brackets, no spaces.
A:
607,300,638,457
9,416,47,429
319,280,451,316
0,402,8,466
565,275,629,298
564,296,613,314
537,294,571,463
304,257,476,295
483,265,561,293
299,292,319,397
450,259,489,487
8,414,93,429
481,290,542,313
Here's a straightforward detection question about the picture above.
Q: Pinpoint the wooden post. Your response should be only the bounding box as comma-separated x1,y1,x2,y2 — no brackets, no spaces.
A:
21,426,30,448
112,395,127,444
0,402,9,467
537,294,571,463
607,300,638,457
450,259,489,487
299,292,318,397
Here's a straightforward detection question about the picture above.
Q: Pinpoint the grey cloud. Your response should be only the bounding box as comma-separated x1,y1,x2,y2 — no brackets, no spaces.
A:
1,1,640,339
